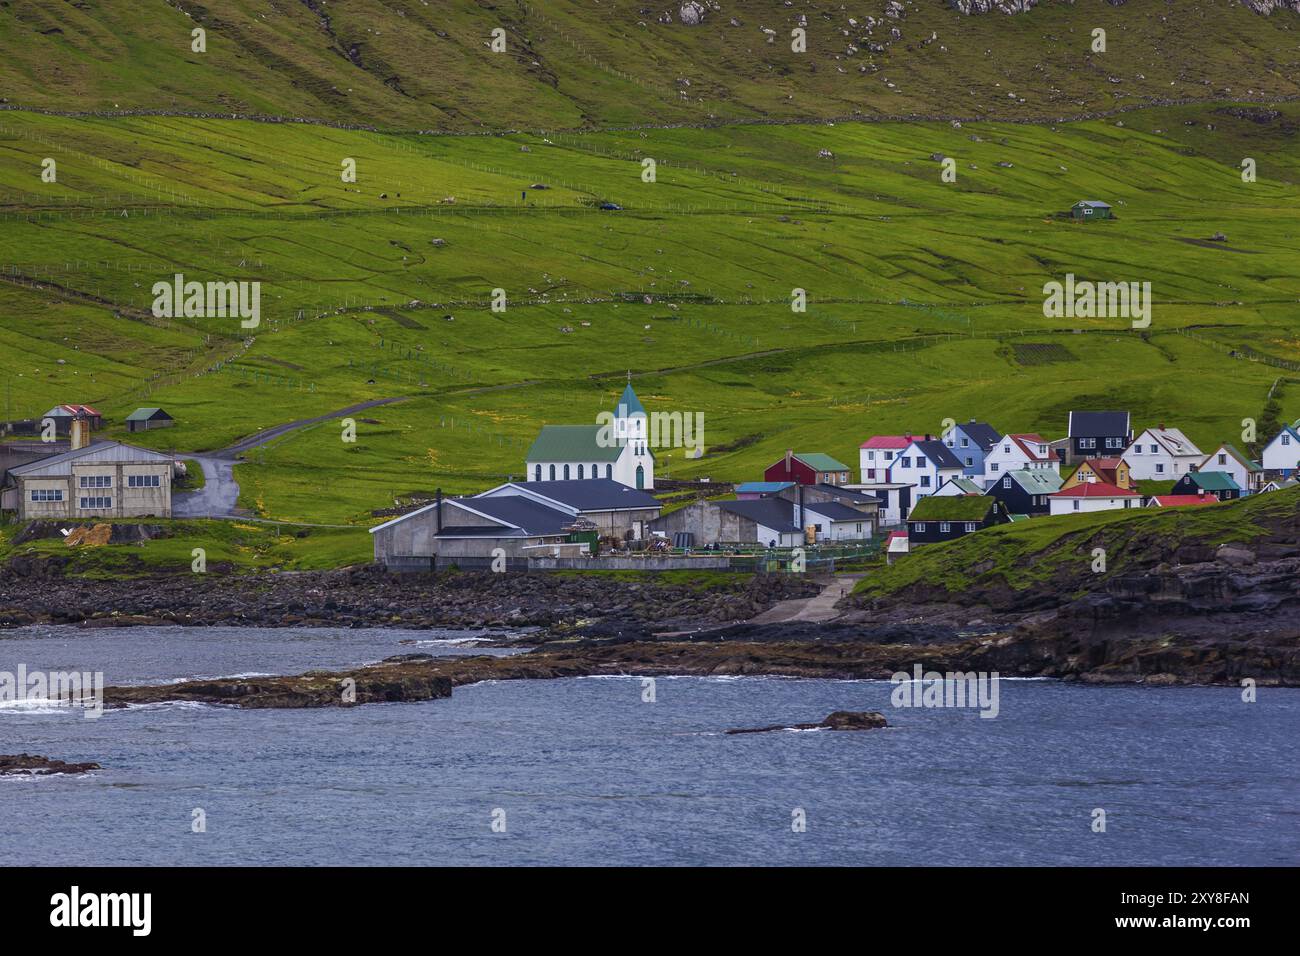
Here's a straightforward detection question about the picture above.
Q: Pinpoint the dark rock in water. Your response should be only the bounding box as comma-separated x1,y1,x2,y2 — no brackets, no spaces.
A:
0,753,101,776
726,710,887,735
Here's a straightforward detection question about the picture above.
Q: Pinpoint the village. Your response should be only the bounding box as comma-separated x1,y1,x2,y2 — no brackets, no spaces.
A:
3,388,1298,574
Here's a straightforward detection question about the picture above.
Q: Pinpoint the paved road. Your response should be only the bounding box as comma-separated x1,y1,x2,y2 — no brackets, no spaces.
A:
172,396,406,518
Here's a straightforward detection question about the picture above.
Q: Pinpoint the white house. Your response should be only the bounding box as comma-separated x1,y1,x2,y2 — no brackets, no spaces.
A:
1261,422,1300,477
1048,481,1142,516
1121,426,1203,481
1198,443,1264,494
525,383,654,490
859,434,914,483
888,437,964,509
982,433,1058,489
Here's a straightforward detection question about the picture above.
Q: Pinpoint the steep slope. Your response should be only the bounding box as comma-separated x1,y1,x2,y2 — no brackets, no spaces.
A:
2,1,1300,129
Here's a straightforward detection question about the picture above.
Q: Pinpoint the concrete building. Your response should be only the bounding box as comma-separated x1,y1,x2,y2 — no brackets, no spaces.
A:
370,479,661,570
2,440,175,519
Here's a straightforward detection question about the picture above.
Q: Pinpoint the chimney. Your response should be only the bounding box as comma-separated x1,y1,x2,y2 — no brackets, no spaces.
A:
785,449,792,477
435,488,442,533
924,433,932,442
70,415,90,450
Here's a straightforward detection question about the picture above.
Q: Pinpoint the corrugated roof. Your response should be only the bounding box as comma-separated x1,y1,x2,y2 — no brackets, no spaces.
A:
1150,495,1220,507
793,452,850,473
804,500,870,522
1138,426,1202,458
125,407,171,421
719,498,800,532
736,481,794,494
1075,200,1112,208
503,479,660,512
860,435,914,449
999,469,1064,494
526,425,624,463
1182,471,1240,492
8,440,174,477
1052,481,1140,498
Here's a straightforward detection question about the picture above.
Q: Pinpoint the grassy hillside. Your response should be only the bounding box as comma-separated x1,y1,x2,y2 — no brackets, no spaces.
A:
854,484,1300,601
2,1,1300,129
2,99,1299,525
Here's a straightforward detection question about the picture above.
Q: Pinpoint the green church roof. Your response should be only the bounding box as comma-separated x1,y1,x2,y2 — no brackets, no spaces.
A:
526,425,624,463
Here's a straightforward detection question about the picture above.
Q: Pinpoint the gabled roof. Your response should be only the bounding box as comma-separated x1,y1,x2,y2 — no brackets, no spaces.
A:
489,479,660,512
1180,471,1240,492
1069,410,1130,438
526,424,625,463
1265,423,1300,448
792,452,849,473
908,439,964,470
995,469,1064,494
719,498,801,532
908,495,996,522
612,383,646,417
7,440,174,478
43,403,101,417
369,495,573,537
804,500,870,522
1002,433,1053,462
126,407,172,421
1150,495,1220,507
1135,426,1202,459
1052,481,1140,498
1075,200,1112,208
940,477,985,495
1203,443,1261,472
953,421,1001,451
735,481,794,495
860,434,915,450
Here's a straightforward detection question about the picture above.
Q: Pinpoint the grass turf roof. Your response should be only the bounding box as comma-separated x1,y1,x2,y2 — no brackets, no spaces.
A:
908,496,995,522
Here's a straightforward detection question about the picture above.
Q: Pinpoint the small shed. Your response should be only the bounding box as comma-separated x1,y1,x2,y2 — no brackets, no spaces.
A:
126,407,175,432
1071,200,1112,221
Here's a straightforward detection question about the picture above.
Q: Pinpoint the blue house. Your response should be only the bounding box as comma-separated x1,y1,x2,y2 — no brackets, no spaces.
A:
943,419,1002,481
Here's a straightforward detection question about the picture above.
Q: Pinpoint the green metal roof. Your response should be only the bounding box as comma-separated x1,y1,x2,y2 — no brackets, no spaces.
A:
908,495,995,522
1185,470,1240,491
795,452,850,473
613,383,646,417
126,407,168,421
1002,469,1064,494
526,425,624,463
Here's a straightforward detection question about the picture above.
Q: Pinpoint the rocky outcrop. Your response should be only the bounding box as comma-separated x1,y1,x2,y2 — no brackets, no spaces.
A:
0,561,821,632
0,754,101,776
727,710,888,734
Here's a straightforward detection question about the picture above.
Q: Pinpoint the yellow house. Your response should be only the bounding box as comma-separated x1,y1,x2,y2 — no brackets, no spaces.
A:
1060,457,1133,491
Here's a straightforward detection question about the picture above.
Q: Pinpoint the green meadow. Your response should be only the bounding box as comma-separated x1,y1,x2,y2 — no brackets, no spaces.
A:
2,100,1299,541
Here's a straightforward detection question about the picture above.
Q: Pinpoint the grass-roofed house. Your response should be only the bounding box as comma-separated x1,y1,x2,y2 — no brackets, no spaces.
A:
906,494,1000,545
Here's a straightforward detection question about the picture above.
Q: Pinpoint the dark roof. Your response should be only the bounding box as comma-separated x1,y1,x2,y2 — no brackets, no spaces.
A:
805,500,870,521
719,498,800,533
455,496,573,535
956,421,1001,451
512,479,659,511
908,495,996,522
912,439,964,470
1069,410,1130,438
126,407,172,421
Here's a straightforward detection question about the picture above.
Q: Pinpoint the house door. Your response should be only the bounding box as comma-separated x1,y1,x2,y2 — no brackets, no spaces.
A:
635,465,644,490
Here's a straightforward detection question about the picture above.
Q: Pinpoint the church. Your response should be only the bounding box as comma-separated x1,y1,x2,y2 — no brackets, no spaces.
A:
525,380,655,490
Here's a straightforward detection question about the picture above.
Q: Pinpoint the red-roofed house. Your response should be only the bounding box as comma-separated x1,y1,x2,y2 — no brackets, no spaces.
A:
858,434,916,483
1049,480,1142,515
39,404,103,435
1148,493,1221,508
981,433,1059,489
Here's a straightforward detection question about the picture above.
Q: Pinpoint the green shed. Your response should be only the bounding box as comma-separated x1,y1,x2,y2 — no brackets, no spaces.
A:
1071,200,1112,221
